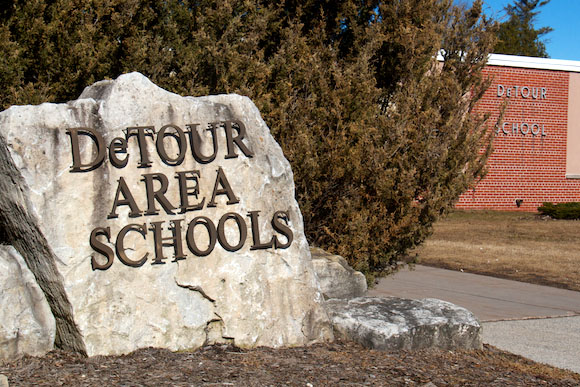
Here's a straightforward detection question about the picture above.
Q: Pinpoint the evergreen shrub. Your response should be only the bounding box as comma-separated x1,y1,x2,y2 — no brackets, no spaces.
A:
0,0,497,283
538,202,580,220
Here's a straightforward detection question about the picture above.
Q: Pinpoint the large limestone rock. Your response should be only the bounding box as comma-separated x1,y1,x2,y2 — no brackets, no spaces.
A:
0,245,55,359
0,72,333,356
327,297,482,351
311,247,367,299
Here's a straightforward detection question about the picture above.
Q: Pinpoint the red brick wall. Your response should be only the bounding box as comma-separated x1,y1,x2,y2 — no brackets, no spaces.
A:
456,66,580,211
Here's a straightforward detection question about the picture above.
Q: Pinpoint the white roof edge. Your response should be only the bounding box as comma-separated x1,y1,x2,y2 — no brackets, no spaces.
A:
436,52,580,72
487,54,580,72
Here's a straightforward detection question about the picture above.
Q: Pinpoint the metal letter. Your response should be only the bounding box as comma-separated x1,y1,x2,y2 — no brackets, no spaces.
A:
66,127,106,172
126,126,155,168
156,124,186,166
150,219,186,264
502,122,510,135
497,85,504,97
90,227,114,270
272,211,293,249
217,212,247,252
223,120,255,159
521,86,529,98
521,122,529,135
187,123,218,164
531,123,540,136
109,137,129,168
141,172,177,216
186,216,217,256
208,167,240,207
247,211,275,250
108,177,142,219
175,170,205,213
116,223,148,267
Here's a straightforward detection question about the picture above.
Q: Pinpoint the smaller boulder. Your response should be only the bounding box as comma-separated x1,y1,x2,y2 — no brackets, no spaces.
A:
0,245,55,360
326,297,482,351
311,247,367,299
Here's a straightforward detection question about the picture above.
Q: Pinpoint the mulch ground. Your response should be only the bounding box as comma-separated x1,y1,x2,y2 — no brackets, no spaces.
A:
1,341,579,386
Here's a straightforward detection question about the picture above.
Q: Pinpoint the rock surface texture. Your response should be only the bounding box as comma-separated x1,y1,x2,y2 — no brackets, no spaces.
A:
0,246,56,360
310,247,367,299
326,297,482,351
0,72,333,357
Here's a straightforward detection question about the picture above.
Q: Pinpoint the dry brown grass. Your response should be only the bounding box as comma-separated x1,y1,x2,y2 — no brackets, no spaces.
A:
414,210,580,291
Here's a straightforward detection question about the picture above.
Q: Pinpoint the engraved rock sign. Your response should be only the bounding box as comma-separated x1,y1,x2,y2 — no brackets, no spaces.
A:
0,73,332,357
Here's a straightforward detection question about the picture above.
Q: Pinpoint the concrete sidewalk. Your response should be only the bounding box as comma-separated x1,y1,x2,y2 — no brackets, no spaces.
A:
369,265,580,373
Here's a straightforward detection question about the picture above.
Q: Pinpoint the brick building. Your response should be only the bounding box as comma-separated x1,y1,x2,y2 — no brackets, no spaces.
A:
456,54,580,211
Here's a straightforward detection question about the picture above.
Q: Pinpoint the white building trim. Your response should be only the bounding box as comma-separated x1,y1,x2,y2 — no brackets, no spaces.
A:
436,52,580,73
487,54,580,73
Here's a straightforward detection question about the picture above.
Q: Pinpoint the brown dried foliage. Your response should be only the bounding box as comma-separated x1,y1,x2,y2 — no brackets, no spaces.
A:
415,210,580,292
2,343,579,386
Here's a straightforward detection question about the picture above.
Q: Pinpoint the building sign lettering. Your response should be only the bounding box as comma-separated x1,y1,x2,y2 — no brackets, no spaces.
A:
497,84,547,99
495,122,546,137
496,84,548,137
